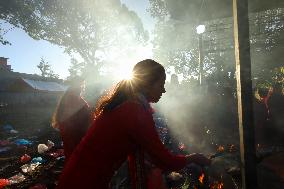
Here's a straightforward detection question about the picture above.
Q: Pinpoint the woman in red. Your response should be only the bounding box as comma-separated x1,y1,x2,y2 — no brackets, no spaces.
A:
52,77,91,161
56,59,210,189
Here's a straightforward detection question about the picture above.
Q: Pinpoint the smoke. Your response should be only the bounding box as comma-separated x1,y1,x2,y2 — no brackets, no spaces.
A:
153,80,240,154
83,1,284,153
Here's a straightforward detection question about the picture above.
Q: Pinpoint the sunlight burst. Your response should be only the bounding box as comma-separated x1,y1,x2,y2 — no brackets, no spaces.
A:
110,44,153,81
114,63,134,81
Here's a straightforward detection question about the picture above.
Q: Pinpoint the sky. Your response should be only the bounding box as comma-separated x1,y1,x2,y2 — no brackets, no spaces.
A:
0,0,155,79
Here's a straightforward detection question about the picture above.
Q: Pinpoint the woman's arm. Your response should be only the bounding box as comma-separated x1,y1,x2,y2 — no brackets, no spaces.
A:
123,102,187,171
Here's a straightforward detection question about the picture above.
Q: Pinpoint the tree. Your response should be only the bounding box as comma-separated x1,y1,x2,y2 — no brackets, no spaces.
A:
148,0,284,84
37,57,59,79
0,0,148,78
67,58,84,80
0,25,11,45
37,57,51,77
47,70,59,80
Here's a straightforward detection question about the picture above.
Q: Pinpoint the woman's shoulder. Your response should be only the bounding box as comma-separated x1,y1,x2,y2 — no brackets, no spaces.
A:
118,99,153,115
119,99,144,109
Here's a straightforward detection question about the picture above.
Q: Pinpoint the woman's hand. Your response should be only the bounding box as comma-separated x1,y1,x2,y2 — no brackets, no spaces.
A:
185,153,211,167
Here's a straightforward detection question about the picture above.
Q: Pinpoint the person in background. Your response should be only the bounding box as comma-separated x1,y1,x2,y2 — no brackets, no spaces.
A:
253,87,269,145
52,76,91,161
56,59,210,189
267,82,284,145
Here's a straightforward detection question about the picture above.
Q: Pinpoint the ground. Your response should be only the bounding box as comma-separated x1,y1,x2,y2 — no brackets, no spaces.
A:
0,122,63,189
1,105,284,189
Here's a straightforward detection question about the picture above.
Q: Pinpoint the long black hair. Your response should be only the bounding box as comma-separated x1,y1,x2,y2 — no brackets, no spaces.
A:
94,59,165,118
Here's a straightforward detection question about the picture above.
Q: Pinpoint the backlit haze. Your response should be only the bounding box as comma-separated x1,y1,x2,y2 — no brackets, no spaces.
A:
1,0,283,154
0,0,155,80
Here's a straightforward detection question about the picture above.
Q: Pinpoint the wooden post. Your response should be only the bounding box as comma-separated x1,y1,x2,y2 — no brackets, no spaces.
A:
198,34,204,85
233,0,258,188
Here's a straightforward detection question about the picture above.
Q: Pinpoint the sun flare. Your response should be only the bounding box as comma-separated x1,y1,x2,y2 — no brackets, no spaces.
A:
110,44,153,81
116,68,133,80
114,63,134,81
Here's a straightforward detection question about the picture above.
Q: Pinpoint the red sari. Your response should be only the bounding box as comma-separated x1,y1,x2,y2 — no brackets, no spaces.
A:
56,100,186,189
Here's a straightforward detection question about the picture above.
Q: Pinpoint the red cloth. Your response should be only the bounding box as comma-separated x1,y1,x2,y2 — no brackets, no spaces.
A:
56,100,186,189
58,93,91,161
146,168,167,189
128,149,147,189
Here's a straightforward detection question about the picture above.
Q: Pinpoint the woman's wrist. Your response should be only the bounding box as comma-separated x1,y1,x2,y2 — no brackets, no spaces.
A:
185,153,211,166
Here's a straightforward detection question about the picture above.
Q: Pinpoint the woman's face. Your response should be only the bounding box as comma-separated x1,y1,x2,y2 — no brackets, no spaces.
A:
144,74,166,103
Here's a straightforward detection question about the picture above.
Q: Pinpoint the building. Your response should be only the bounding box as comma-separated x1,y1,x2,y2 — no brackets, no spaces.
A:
0,57,68,131
0,57,67,106
0,57,12,71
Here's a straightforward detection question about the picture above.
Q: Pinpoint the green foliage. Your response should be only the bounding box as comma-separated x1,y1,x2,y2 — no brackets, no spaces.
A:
47,70,59,79
148,0,168,21
37,57,51,77
0,23,12,45
67,58,84,80
255,66,284,91
256,80,272,89
0,0,149,78
0,35,10,45
148,1,284,86
37,57,59,79
272,66,284,84
151,19,201,80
